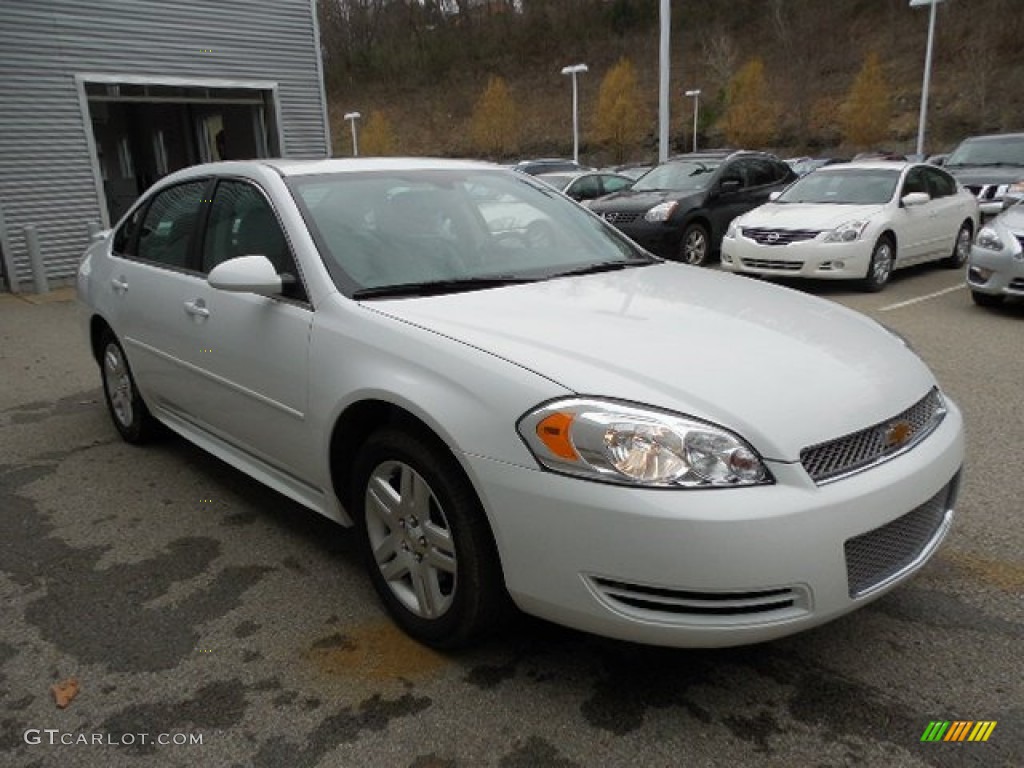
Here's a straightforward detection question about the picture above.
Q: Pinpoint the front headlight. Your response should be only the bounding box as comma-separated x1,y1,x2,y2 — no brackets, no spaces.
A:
517,398,771,488
823,220,869,243
644,201,678,222
974,226,1004,252
725,219,739,239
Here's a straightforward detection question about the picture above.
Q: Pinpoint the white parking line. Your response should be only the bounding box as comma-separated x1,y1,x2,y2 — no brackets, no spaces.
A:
879,284,964,312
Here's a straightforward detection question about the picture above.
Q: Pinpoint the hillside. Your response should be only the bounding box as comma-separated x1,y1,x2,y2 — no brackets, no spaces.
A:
319,0,1024,164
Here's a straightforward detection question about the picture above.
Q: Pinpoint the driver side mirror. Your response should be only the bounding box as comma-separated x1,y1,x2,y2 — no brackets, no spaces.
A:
208,254,283,296
901,192,930,207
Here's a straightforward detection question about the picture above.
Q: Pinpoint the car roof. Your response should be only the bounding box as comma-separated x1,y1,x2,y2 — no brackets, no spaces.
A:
810,160,912,172
959,132,1024,142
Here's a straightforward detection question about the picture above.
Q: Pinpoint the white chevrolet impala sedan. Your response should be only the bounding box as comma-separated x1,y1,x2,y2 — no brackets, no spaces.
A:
78,158,964,649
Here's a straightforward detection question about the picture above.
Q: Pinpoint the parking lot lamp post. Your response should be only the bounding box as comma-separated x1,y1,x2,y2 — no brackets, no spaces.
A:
560,64,588,164
685,89,701,153
910,0,945,157
344,111,361,157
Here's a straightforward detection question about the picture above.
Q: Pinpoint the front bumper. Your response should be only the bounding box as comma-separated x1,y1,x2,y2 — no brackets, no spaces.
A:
720,235,871,280
607,219,680,258
467,398,964,647
967,247,1024,297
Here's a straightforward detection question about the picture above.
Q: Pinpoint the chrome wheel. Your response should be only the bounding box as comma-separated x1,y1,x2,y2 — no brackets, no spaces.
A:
364,460,457,619
680,224,709,266
103,342,134,428
862,237,894,292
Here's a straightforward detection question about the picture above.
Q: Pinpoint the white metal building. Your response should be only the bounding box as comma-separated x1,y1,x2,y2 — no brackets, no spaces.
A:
0,0,331,292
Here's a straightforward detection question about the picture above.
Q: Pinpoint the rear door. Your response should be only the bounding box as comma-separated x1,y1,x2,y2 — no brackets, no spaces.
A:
923,166,967,259
105,179,214,417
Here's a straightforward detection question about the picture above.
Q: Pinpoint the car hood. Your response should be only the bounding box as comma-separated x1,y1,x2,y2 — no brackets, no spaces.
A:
589,189,702,213
945,165,1024,185
365,263,936,462
738,202,885,230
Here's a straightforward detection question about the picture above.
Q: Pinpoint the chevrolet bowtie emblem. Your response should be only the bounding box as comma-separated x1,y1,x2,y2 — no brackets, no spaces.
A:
884,420,913,449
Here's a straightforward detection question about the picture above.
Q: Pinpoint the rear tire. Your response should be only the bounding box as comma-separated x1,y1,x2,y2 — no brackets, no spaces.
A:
99,330,159,444
352,427,511,649
945,221,972,268
860,236,895,292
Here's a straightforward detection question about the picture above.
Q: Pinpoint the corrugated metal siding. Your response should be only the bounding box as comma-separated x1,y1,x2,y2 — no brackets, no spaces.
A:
0,0,328,290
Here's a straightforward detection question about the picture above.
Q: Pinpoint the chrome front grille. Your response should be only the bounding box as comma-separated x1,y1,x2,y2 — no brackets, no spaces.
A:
845,477,957,597
602,211,641,225
741,257,803,271
590,577,810,620
964,184,1000,201
741,227,822,246
800,388,946,484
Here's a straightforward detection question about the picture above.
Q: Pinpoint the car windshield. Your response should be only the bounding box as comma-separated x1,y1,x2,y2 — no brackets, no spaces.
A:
632,160,722,192
946,136,1024,167
776,169,899,205
287,169,652,296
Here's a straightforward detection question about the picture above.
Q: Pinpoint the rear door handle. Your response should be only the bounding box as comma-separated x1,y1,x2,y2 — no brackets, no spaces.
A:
183,298,210,319
111,276,128,293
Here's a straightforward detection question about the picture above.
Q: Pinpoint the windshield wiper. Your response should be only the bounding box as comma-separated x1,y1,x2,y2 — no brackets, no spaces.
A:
353,275,537,299
549,258,657,279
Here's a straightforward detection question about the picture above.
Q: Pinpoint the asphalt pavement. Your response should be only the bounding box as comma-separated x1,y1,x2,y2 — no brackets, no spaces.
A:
1,273,1021,768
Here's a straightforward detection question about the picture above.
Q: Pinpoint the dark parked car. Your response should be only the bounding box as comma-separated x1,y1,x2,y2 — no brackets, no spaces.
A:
942,132,1024,216
534,170,634,202
511,158,592,176
587,150,797,265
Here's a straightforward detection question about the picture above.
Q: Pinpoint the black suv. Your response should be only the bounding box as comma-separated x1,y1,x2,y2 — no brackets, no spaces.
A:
940,132,1024,217
588,150,797,265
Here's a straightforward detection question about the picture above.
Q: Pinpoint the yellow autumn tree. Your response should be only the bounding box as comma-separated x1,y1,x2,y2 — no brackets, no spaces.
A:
718,58,777,148
594,57,646,163
470,76,519,158
360,111,396,156
840,52,892,148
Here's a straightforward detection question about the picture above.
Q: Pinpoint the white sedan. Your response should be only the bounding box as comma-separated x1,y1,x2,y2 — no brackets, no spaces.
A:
78,158,963,649
721,161,980,291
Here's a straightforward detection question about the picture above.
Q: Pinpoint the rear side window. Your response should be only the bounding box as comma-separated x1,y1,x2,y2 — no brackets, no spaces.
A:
112,206,144,256
136,181,208,269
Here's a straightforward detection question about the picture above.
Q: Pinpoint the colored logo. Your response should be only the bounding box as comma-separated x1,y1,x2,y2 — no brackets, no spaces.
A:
920,721,997,742
884,420,914,450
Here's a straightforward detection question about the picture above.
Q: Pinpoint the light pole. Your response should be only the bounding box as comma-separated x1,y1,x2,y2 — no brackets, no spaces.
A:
560,64,588,164
685,89,701,153
658,0,670,163
344,111,361,157
910,0,945,157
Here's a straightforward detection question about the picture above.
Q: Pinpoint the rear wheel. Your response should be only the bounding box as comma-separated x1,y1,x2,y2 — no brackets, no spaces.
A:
352,427,511,648
860,236,895,292
971,290,1004,308
945,221,972,268
679,223,710,266
99,331,158,443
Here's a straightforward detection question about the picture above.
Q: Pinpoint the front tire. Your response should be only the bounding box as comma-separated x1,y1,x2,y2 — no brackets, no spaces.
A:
971,290,1004,308
945,221,972,268
99,331,158,443
352,428,510,648
861,236,895,292
679,223,710,266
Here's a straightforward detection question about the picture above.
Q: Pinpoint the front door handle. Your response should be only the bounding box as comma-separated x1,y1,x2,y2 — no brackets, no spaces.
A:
183,298,210,319
111,276,128,293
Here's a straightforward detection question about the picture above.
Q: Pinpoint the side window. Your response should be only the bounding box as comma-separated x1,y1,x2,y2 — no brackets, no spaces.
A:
746,159,775,188
136,181,207,269
569,175,601,200
719,161,747,190
602,175,632,194
902,168,928,197
202,180,307,302
112,205,144,256
771,160,794,183
924,167,955,198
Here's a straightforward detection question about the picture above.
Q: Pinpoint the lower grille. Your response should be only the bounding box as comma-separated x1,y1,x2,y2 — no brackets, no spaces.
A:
590,577,809,620
845,477,957,597
741,227,822,245
741,257,803,271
